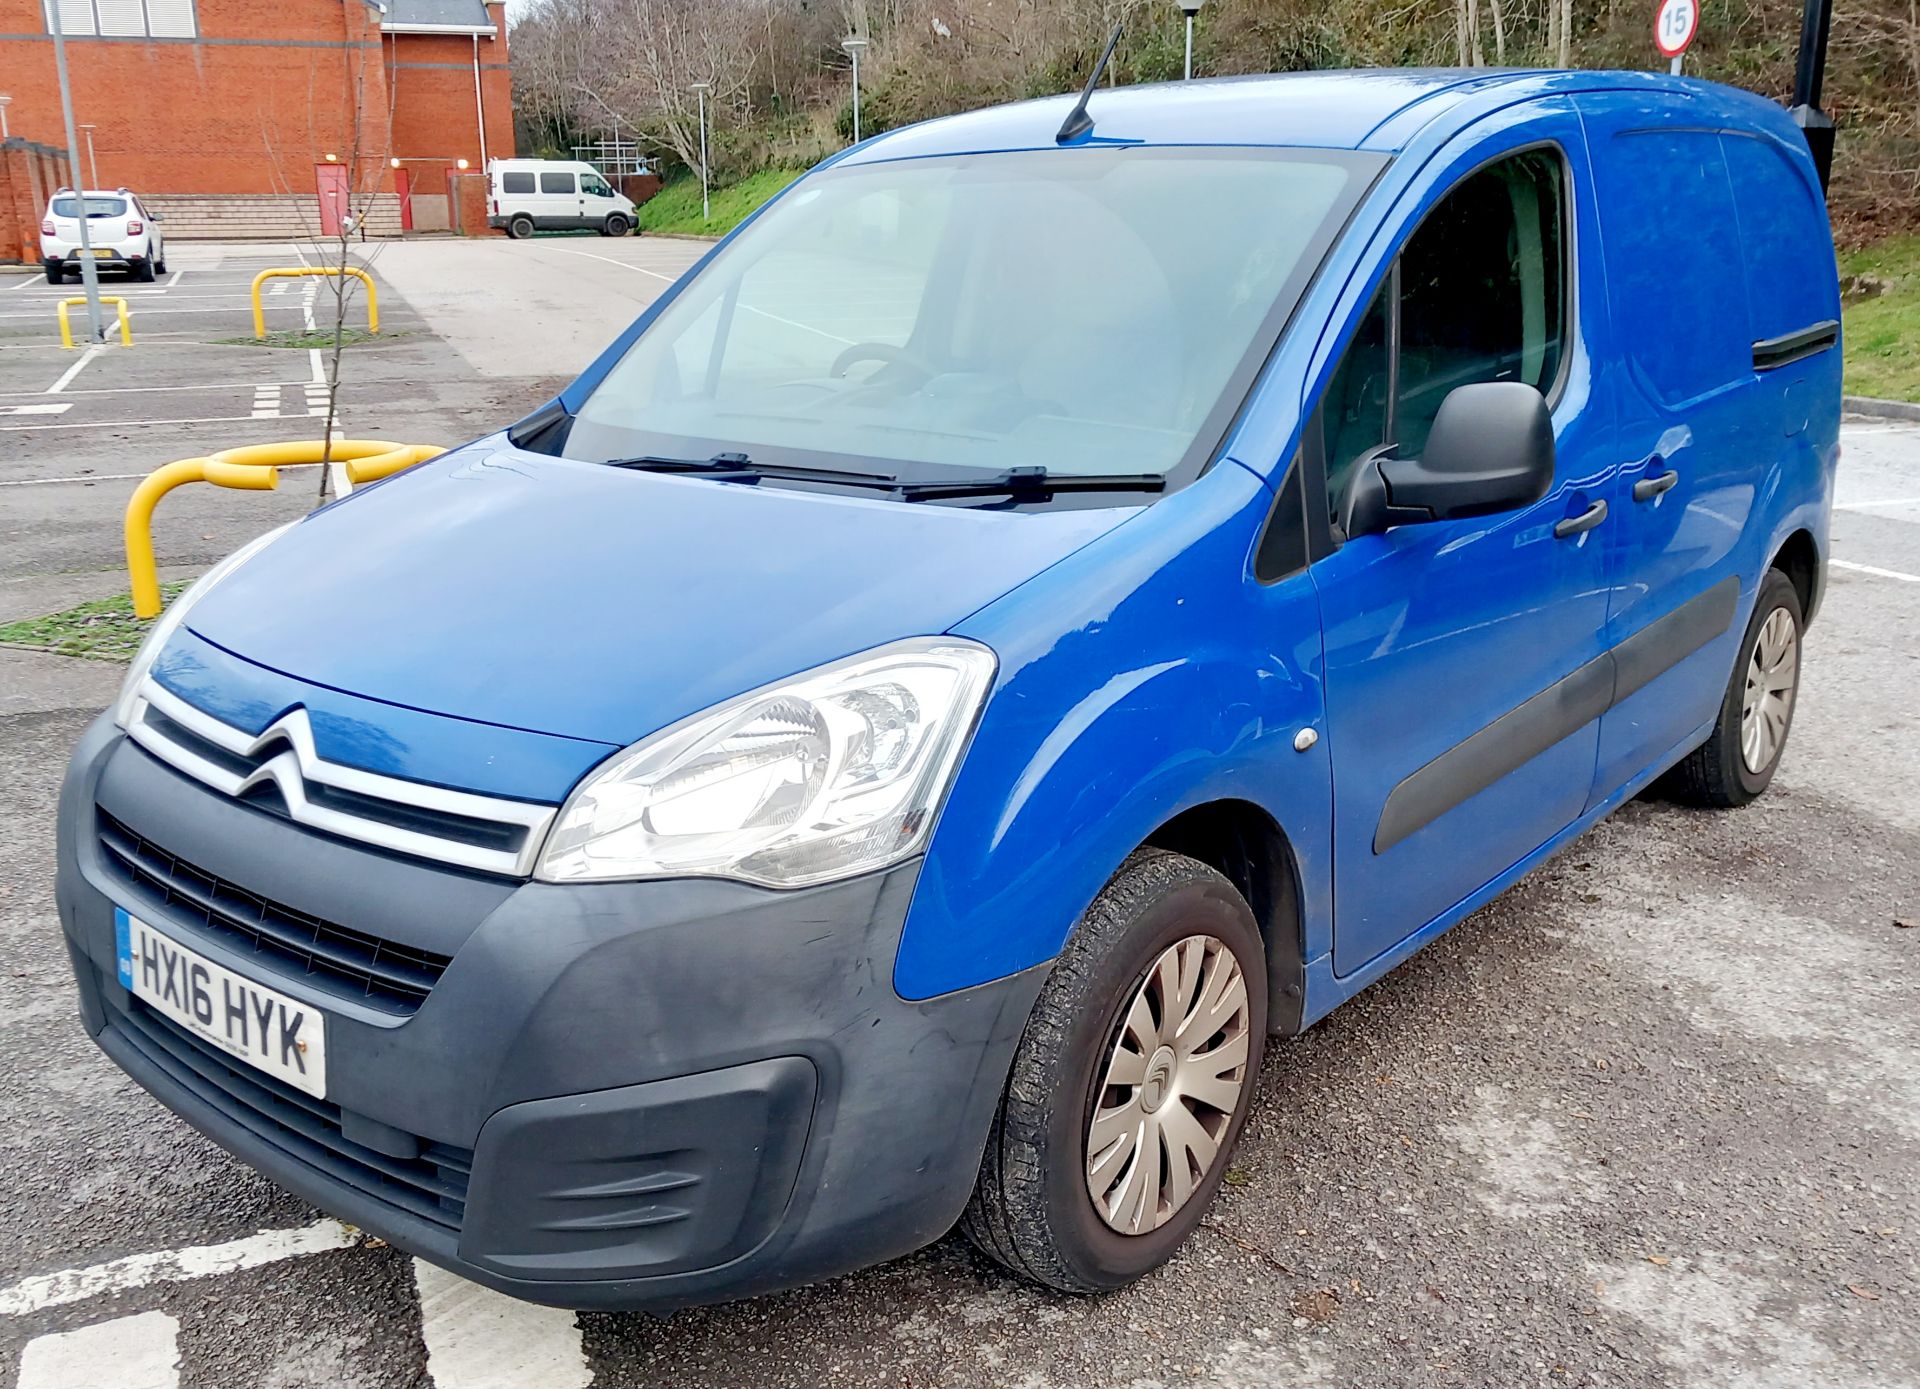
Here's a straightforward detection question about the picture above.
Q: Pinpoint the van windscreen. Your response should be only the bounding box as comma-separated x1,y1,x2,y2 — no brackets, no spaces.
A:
564,147,1382,490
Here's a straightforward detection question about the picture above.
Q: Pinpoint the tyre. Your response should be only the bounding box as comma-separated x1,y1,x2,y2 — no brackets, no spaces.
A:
154,243,167,275
602,213,630,237
506,214,535,240
45,263,64,284
1665,567,1804,808
133,257,156,283
962,848,1267,1294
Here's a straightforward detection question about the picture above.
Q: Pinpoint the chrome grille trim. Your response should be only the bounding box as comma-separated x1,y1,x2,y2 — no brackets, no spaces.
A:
125,678,556,876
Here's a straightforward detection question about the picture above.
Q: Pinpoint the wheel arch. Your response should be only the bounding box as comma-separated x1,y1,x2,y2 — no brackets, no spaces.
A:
1768,527,1822,627
1143,799,1307,1036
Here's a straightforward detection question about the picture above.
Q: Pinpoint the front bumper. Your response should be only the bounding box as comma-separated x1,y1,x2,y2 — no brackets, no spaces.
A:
56,714,1043,1309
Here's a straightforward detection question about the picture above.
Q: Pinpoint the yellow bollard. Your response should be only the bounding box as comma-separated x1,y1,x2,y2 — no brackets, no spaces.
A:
124,438,442,618
250,267,379,340
57,296,133,348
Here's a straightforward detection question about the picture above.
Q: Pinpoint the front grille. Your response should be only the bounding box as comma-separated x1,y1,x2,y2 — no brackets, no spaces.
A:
111,994,472,1231
98,810,451,1015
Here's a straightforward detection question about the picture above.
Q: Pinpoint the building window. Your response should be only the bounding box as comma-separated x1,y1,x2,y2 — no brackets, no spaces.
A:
45,0,197,38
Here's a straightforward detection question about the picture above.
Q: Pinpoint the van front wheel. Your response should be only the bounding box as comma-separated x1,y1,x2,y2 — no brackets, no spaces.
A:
1666,567,1804,808
601,213,630,237
961,849,1267,1294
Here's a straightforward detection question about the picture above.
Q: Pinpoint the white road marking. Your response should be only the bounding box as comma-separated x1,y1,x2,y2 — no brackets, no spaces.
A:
166,268,186,287
1831,558,1920,584
0,473,149,486
548,246,679,283
0,402,74,416
413,1260,593,1389
1836,496,1920,512
252,385,280,419
6,273,39,291
309,347,326,385
0,1221,359,1317
18,1311,180,1389
302,281,317,332
45,344,102,394
0,412,328,433
0,378,314,399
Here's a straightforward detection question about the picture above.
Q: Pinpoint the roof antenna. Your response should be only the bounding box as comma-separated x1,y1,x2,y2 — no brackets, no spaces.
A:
1056,22,1125,144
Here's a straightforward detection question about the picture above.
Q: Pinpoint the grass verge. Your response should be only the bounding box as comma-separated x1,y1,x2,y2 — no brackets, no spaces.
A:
219,327,391,350
0,583,186,661
1842,235,1920,403
637,169,806,238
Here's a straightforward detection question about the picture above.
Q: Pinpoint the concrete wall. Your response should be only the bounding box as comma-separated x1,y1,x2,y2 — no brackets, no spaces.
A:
145,193,404,240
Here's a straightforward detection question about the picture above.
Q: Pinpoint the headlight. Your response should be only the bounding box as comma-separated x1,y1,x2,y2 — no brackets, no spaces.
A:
112,524,292,729
536,639,997,887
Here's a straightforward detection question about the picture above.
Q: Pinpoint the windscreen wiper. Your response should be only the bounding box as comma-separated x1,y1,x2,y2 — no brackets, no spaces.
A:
891,466,1166,502
603,452,901,486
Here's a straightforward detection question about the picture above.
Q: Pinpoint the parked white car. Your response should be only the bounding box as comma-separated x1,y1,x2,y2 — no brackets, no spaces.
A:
41,188,167,283
488,160,637,239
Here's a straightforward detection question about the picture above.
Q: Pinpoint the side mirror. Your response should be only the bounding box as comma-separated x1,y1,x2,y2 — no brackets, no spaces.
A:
1343,382,1555,537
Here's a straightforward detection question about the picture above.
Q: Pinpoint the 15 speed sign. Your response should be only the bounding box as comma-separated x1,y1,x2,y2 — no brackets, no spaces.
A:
1655,0,1700,58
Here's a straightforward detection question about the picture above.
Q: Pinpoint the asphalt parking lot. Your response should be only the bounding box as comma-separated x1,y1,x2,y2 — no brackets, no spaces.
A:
1,237,1917,1388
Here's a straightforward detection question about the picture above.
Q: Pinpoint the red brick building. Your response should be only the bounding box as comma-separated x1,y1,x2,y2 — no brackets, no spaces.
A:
0,0,512,247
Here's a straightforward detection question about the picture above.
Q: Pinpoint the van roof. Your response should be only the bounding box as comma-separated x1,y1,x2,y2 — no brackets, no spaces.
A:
841,68,1795,163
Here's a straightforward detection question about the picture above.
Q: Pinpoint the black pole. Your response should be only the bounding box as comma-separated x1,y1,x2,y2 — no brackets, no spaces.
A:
1788,0,1836,193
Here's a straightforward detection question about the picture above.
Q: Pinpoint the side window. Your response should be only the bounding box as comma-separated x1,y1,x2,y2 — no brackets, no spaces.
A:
1321,147,1567,525
501,172,535,195
1720,133,1837,344
539,172,575,195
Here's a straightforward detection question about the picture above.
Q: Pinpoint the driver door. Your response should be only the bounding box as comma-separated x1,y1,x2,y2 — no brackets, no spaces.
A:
1310,121,1616,977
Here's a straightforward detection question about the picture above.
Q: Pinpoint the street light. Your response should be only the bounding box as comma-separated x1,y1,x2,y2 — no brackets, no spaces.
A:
46,5,104,345
1178,2,1204,81
689,80,711,222
80,122,98,187
842,37,869,143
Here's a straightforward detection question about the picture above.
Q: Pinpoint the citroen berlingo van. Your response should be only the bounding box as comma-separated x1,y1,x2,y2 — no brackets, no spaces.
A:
58,68,1840,1309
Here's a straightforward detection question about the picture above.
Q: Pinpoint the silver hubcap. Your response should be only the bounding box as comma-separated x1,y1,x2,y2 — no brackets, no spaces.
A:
1740,606,1798,774
1085,934,1252,1236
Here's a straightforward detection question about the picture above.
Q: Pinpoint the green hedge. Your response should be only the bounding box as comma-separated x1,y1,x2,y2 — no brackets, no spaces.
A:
638,169,806,238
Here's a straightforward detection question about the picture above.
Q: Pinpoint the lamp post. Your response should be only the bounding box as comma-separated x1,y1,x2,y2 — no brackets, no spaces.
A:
80,122,98,187
842,37,869,143
688,80,711,222
47,5,104,344
1178,2,1204,80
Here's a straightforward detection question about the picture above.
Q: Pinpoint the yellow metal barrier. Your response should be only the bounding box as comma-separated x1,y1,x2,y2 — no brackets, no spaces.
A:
125,439,445,618
57,296,133,349
250,267,380,340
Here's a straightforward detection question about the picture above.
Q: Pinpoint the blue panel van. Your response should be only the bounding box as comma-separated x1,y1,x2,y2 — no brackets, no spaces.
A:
55,69,1840,1308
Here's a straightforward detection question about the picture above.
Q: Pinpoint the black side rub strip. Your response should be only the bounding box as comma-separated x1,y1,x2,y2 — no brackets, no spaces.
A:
1752,320,1839,372
1373,576,1741,853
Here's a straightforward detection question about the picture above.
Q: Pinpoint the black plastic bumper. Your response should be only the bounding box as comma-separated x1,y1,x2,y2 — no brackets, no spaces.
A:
56,714,1045,1309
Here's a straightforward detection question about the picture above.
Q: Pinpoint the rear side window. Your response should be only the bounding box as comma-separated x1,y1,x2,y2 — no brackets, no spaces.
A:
1589,130,1749,405
500,172,535,195
51,196,127,218
1721,133,1837,344
539,172,575,195
1321,147,1567,522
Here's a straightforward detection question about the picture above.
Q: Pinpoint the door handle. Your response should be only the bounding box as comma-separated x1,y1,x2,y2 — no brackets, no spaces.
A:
1553,499,1608,539
1633,470,1679,502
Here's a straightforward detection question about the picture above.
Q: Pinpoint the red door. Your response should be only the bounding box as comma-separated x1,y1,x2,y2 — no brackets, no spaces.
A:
394,168,413,232
315,164,350,237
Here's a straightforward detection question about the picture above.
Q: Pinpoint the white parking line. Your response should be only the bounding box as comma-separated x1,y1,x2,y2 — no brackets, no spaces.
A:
46,344,102,394
0,1221,359,1317
167,268,186,288
0,412,327,433
548,247,678,283
0,402,74,416
1837,496,1920,512
18,1311,180,1389
0,473,149,486
413,1260,593,1389
1831,558,1920,584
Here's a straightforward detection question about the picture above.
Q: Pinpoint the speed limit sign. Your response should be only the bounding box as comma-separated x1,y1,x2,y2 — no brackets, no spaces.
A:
1654,0,1700,60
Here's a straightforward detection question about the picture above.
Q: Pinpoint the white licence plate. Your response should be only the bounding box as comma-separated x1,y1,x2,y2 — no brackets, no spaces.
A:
116,908,329,1098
